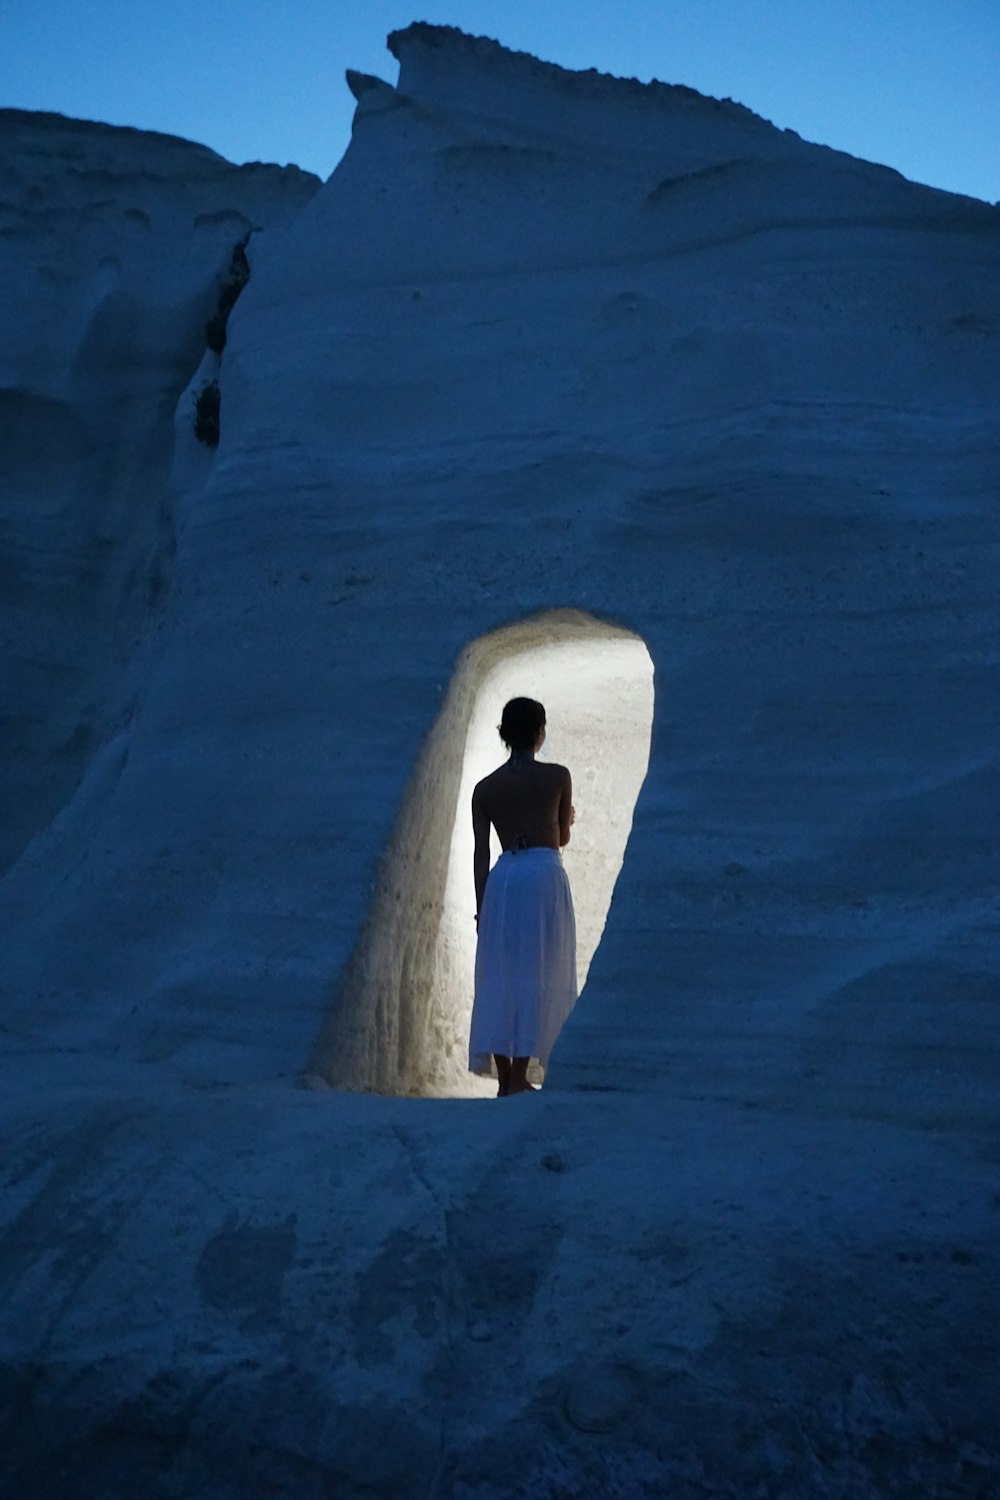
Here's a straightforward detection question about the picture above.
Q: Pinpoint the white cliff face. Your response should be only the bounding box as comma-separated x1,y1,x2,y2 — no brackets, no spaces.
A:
1,29,999,1497
0,109,319,881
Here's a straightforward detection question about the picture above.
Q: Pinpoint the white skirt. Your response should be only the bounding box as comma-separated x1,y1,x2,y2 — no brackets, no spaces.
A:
469,847,578,1073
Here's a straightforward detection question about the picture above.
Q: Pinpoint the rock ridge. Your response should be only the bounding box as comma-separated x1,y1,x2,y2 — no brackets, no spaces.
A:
388,21,782,132
0,107,322,183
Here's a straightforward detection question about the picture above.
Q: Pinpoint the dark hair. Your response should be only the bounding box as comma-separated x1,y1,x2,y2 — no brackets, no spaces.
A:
498,697,546,753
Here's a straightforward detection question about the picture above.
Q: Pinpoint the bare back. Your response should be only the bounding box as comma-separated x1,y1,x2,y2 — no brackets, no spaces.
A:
473,758,572,852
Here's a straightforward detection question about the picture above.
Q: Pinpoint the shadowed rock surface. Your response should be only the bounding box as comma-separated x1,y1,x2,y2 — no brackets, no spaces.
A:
1,24,998,1498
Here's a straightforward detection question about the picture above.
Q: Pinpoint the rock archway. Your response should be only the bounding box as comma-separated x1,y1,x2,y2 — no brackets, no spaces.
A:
309,610,654,1096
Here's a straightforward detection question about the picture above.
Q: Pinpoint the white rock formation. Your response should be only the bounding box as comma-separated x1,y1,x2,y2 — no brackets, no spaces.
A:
0,108,318,879
1,27,998,1497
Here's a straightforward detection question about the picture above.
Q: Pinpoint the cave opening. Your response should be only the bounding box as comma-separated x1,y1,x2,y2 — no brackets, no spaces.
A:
308,610,654,1097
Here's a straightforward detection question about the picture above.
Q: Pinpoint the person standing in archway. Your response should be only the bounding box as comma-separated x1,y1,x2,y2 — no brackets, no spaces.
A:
468,697,577,1096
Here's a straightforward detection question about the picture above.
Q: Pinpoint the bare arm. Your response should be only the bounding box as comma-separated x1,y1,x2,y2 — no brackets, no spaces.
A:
558,768,574,847
472,784,492,921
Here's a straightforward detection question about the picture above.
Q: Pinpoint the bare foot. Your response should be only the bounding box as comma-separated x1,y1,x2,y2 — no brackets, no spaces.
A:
494,1054,512,1098
508,1057,535,1095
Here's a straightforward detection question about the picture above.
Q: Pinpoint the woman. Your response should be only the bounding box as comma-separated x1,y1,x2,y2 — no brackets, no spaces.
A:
468,697,577,1096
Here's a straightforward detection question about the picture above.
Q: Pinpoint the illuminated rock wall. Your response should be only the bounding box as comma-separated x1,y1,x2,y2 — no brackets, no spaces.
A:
309,610,654,1095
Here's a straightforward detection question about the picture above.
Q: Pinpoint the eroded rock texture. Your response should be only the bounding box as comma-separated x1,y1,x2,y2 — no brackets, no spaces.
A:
1,25,998,1498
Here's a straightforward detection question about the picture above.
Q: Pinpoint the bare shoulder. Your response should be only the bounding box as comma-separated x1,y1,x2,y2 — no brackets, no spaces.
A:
472,767,502,802
543,761,572,783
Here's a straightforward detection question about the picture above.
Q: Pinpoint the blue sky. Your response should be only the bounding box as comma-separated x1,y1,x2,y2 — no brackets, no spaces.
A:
2,0,997,202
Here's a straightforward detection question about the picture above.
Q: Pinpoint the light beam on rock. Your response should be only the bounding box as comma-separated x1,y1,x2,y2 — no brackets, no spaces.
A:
309,610,653,1096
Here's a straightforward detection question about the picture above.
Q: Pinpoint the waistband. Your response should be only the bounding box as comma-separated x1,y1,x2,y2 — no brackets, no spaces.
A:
497,845,561,861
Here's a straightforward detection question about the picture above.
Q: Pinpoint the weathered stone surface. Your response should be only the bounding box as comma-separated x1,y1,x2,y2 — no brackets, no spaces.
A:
564,1362,640,1432
1,24,999,1497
